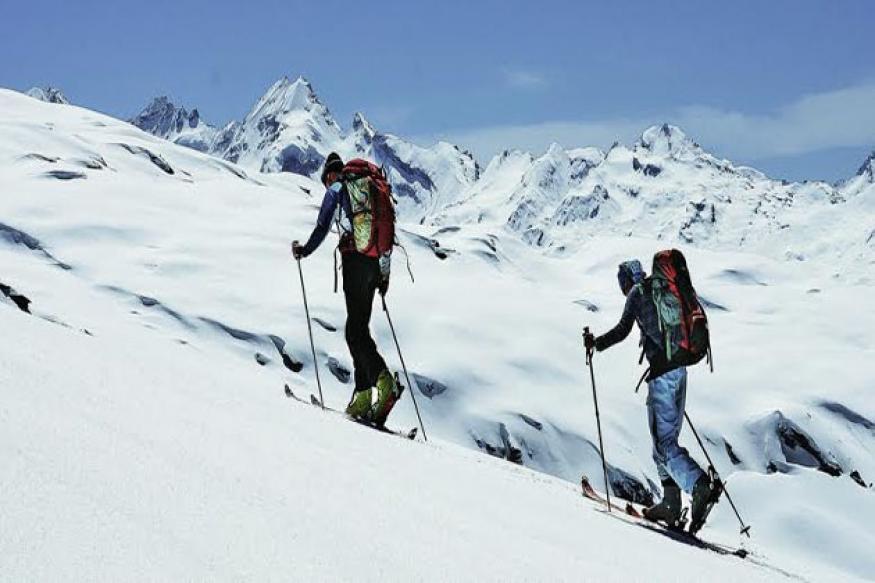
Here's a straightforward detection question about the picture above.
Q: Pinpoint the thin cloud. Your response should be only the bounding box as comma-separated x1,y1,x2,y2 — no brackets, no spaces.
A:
427,81,875,162
502,68,547,90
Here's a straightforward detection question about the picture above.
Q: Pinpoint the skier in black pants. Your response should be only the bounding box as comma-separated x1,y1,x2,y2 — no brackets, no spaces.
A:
292,153,401,426
341,251,387,393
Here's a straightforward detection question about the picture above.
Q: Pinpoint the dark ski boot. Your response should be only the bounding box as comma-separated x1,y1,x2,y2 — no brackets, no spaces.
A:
643,479,685,530
689,470,723,535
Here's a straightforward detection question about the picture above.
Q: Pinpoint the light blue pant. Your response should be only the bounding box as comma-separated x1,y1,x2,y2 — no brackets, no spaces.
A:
647,367,705,494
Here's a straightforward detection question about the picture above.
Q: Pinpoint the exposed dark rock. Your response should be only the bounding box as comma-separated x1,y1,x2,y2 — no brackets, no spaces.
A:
312,317,337,332
43,170,86,180
432,226,461,236
818,401,875,432
0,222,71,270
850,470,869,488
22,153,60,163
698,296,728,312
116,143,175,175
268,335,303,373
573,299,599,312
552,185,614,226
412,373,448,398
607,466,655,507
519,414,543,431
199,317,259,342
278,143,324,175
471,423,522,464
724,440,742,465
370,134,435,202
0,283,32,313
25,86,69,104
402,230,455,260
632,157,662,177
714,269,767,286
78,156,109,170
214,161,251,181
133,294,192,327
327,357,351,383
255,352,270,366
775,414,842,477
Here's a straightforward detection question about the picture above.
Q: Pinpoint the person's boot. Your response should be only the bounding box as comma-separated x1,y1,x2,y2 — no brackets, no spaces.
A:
370,370,404,427
643,479,683,529
345,387,374,422
689,471,723,535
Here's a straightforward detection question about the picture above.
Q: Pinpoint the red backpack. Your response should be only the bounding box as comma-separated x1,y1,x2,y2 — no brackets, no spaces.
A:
340,159,396,258
649,249,711,368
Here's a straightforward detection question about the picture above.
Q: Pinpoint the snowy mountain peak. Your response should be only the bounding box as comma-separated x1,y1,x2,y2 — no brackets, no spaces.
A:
25,86,69,105
637,123,700,157
351,112,377,142
130,96,217,153
856,151,875,182
245,76,326,122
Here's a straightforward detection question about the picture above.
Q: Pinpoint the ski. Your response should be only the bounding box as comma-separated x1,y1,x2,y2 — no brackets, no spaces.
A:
580,475,748,559
284,384,418,440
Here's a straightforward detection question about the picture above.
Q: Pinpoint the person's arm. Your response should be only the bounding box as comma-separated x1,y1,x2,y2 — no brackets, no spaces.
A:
300,183,342,257
594,289,638,352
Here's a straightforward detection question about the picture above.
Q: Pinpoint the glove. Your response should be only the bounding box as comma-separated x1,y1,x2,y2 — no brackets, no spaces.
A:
291,240,304,260
378,252,391,296
583,329,596,352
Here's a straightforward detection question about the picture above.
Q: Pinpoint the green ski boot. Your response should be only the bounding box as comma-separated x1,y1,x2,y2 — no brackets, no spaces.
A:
371,369,404,427
643,479,684,530
345,387,375,422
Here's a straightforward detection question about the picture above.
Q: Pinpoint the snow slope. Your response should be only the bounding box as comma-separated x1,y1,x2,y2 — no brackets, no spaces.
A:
2,89,874,581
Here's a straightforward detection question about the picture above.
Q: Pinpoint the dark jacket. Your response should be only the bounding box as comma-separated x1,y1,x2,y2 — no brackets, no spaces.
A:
594,283,676,380
301,181,353,257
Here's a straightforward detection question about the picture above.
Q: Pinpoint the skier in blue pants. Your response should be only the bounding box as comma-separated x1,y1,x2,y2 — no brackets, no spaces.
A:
584,260,719,532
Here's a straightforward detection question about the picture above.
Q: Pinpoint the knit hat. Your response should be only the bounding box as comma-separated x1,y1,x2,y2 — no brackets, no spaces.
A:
617,259,645,293
321,152,344,185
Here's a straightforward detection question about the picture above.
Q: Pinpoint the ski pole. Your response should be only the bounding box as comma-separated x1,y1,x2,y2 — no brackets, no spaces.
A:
381,296,428,442
583,327,612,512
293,244,324,409
684,411,751,537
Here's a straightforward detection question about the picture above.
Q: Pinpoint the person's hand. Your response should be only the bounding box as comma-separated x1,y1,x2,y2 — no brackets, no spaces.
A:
292,241,304,260
583,328,596,353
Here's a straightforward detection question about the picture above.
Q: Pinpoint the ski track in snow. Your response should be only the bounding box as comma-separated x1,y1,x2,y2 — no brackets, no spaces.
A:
1,88,874,582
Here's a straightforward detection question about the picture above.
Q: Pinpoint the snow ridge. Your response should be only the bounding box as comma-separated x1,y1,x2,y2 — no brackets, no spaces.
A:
126,80,875,270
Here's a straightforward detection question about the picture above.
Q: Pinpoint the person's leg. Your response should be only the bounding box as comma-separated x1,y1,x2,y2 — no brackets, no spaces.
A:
647,368,705,494
648,405,673,484
343,254,370,391
357,257,387,388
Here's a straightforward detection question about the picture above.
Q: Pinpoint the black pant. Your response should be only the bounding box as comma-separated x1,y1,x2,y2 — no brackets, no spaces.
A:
342,253,387,391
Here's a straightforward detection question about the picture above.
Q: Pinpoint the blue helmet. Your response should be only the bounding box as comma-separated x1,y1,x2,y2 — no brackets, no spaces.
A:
617,259,645,293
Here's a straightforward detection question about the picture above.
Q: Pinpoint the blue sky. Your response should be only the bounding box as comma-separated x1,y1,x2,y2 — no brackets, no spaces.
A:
2,0,872,181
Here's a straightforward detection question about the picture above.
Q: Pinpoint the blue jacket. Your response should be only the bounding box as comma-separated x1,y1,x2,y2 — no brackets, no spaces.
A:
301,181,353,257
594,283,676,380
